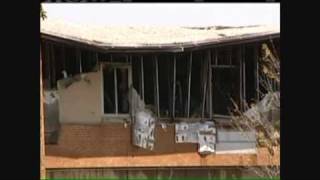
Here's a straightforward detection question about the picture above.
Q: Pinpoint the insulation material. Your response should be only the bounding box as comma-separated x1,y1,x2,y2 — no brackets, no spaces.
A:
175,121,216,154
244,91,280,122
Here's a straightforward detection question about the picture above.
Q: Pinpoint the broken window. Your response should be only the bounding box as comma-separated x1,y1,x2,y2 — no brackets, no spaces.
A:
102,63,132,115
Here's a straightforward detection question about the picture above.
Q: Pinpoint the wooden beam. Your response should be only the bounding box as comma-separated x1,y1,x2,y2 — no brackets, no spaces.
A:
40,45,46,179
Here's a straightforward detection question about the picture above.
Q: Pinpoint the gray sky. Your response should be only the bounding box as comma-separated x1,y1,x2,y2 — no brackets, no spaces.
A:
42,3,280,27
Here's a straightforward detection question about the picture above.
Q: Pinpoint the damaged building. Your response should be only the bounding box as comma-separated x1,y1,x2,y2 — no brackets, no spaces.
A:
40,18,280,179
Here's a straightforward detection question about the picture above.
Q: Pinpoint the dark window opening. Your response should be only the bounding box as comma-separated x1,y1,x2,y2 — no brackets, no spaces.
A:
173,54,189,117
143,56,156,110
131,56,142,96
158,54,173,117
103,64,130,114
212,47,241,116
117,69,129,113
189,51,203,118
103,65,115,113
244,45,258,106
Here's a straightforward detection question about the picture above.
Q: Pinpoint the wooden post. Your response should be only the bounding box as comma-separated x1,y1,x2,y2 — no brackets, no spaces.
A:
40,45,46,179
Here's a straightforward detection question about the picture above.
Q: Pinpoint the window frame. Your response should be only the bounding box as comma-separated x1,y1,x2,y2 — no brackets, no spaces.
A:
100,62,133,119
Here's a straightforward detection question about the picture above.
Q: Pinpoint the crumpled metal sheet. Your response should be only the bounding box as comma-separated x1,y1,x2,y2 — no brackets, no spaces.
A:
44,90,60,144
130,87,156,150
132,110,156,150
175,121,216,154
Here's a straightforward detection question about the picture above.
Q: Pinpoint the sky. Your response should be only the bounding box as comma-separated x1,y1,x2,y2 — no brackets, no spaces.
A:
42,3,280,27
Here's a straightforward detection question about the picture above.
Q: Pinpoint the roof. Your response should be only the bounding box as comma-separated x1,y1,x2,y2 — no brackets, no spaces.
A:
40,18,280,52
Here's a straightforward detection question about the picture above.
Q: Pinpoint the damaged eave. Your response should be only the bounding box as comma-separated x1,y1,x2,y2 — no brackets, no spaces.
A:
40,32,279,53
40,33,185,53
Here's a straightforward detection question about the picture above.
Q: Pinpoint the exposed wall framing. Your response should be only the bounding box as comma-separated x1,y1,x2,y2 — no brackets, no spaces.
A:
41,38,279,123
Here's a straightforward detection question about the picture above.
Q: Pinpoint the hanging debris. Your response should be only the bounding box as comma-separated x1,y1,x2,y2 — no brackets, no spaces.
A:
44,90,60,144
244,91,280,122
130,87,156,150
132,110,156,150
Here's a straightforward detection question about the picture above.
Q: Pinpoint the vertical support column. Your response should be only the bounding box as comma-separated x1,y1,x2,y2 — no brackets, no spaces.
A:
187,52,192,118
77,48,82,73
242,45,246,106
208,50,213,119
126,55,129,63
114,68,118,114
95,52,99,67
155,56,160,117
201,52,208,119
45,42,51,89
62,44,66,71
239,46,243,111
254,43,260,100
172,54,176,118
40,45,46,179
140,56,145,101
50,44,56,88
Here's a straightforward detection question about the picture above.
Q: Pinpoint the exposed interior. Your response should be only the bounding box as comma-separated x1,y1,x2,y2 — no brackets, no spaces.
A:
41,38,280,144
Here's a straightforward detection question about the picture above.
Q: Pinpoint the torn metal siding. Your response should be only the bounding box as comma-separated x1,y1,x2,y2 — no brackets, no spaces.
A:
216,130,257,154
132,110,156,150
130,87,156,150
44,90,60,144
175,121,216,154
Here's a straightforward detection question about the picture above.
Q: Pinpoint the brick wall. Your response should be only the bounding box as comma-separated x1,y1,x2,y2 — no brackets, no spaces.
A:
46,123,197,157
45,123,279,168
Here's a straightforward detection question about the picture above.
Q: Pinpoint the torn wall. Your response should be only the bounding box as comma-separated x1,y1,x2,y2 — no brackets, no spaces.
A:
57,71,103,124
